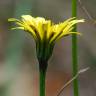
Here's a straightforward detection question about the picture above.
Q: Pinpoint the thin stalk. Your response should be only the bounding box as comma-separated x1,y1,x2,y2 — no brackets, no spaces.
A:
39,60,47,96
40,70,46,96
72,0,79,96
78,0,94,21
56,67,89,96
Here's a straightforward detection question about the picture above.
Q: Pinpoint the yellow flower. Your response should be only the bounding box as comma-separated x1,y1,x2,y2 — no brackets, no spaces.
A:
8,15,84,62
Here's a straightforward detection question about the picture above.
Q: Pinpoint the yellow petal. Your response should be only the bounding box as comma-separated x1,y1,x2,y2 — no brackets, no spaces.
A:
50,18,76,42
11,27,24,30
21,15,35,25
50,19,84,43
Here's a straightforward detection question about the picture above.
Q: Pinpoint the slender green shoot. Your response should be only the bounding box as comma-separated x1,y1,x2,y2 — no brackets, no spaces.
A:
40,70,46,96
39,60,48,96
72,0,79,96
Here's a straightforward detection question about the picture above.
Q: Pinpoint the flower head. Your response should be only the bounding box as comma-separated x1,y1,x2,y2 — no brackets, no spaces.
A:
8,15,84,62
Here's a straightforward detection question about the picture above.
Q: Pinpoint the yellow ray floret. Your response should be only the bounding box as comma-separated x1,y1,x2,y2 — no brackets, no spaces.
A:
8,15,84,43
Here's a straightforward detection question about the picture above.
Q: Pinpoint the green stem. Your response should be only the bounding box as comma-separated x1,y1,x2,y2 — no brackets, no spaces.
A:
39,60,47,96
72,0,79,96
40,70,46,96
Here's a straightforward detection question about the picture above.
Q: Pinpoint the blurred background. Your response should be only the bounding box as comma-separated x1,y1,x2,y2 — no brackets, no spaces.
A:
0,0,96,96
